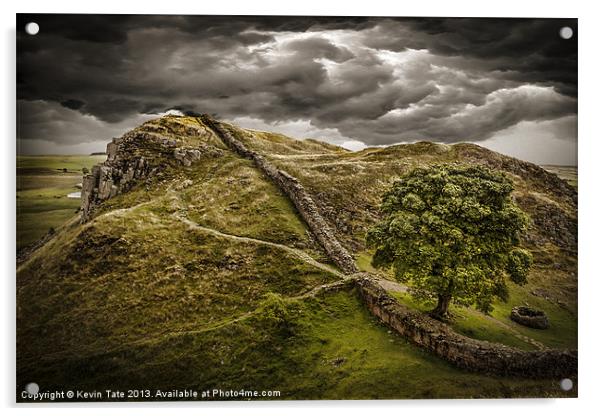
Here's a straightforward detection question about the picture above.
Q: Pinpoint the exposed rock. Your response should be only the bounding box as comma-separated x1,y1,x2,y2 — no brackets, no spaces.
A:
174,148,202,166
510,306,550,330
80,120,223,222
81,155,151,221
517,194,577,252
174,144,223,167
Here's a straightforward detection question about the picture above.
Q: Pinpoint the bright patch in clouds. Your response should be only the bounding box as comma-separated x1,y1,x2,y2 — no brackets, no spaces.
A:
17,16,577,164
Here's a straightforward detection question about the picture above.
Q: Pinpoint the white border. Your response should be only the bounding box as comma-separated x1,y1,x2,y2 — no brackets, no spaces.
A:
2,1,600,414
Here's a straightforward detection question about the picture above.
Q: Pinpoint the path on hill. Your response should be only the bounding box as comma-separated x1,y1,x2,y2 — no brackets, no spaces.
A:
34,273,358,364
199,116,553,355
481,314,548,351
268,153,337,160
173,212,345,278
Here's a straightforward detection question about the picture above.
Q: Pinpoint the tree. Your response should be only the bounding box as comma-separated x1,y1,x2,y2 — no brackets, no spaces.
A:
366,164,532,320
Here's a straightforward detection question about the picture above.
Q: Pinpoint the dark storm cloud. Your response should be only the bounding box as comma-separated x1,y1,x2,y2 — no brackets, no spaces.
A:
60,98,85,110
17,14,577,151
367,18,578,97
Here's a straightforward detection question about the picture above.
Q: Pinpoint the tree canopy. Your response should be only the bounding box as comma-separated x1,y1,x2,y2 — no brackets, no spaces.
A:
366,164,532,318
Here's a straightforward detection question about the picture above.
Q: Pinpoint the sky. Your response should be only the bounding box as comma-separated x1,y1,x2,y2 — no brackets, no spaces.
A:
17,15,577,165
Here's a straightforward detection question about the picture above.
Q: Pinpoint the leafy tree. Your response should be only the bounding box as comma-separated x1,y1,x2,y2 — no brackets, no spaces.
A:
366,164,532,320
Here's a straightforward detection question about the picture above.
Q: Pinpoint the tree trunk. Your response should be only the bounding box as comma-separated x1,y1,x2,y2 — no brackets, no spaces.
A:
430,294,451,320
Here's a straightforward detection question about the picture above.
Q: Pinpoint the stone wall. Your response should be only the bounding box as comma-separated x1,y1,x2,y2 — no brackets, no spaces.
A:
79,115,577,379
354,274,577,378
200,114,359,274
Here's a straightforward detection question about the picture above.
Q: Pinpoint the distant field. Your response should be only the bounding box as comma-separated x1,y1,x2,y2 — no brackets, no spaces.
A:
17,155,105,171
17,155,105,250
542,165,577,189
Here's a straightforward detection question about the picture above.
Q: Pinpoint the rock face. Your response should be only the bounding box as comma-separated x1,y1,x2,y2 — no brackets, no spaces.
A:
173,148,202,166
517,194,577,252
510,306,550,330
355,275,576,378
81,120,223,222
81,143,153,221
200,114,359,274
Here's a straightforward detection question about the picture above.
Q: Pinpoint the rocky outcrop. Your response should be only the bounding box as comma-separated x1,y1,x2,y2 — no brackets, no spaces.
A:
355,274,576,378
510,306,550,330
517,194,577,252
81,150,153,221
81,124,223,222
200,114,359,274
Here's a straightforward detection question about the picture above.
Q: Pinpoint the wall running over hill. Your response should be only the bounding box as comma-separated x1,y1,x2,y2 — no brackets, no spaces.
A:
354,274,577,378
200,114,359,274
79,115,577,379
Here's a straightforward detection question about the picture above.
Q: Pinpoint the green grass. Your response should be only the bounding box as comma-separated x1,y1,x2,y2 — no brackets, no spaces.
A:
488,284,577,350
360,249,576,352
181,155,313,248
15,117,578,400
386,275,577,351
17,155,105,173
17,177,342,372
17,209,77,249
356,251,379,273
284,290,573,399
17,289,576,400
227,123,347,156
388,291,535,350
16,156,105,249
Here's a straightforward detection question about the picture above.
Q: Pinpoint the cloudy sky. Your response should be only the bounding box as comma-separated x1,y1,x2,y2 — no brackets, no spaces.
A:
17,15,577,165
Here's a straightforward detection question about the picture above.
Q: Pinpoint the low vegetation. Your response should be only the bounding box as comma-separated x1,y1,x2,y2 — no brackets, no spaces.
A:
17,155,105,249
17,116,577,399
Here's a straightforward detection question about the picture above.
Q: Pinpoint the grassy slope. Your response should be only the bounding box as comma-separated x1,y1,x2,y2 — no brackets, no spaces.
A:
17,116,577,399
17,118,343,395
234,125,578,352
17,286,575,399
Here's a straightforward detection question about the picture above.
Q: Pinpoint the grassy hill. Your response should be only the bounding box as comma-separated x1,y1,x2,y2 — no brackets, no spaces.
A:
16,115,577,400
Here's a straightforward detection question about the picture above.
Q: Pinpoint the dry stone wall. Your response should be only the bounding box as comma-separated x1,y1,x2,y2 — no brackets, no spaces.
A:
355,274,577,378
80,115,577,379
200,114,359,274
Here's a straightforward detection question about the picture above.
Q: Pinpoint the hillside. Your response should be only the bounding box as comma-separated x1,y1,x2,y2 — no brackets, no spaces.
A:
17,115,577,400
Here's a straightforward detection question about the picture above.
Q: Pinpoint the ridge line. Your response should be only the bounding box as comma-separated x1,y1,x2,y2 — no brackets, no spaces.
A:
199,114,359,274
